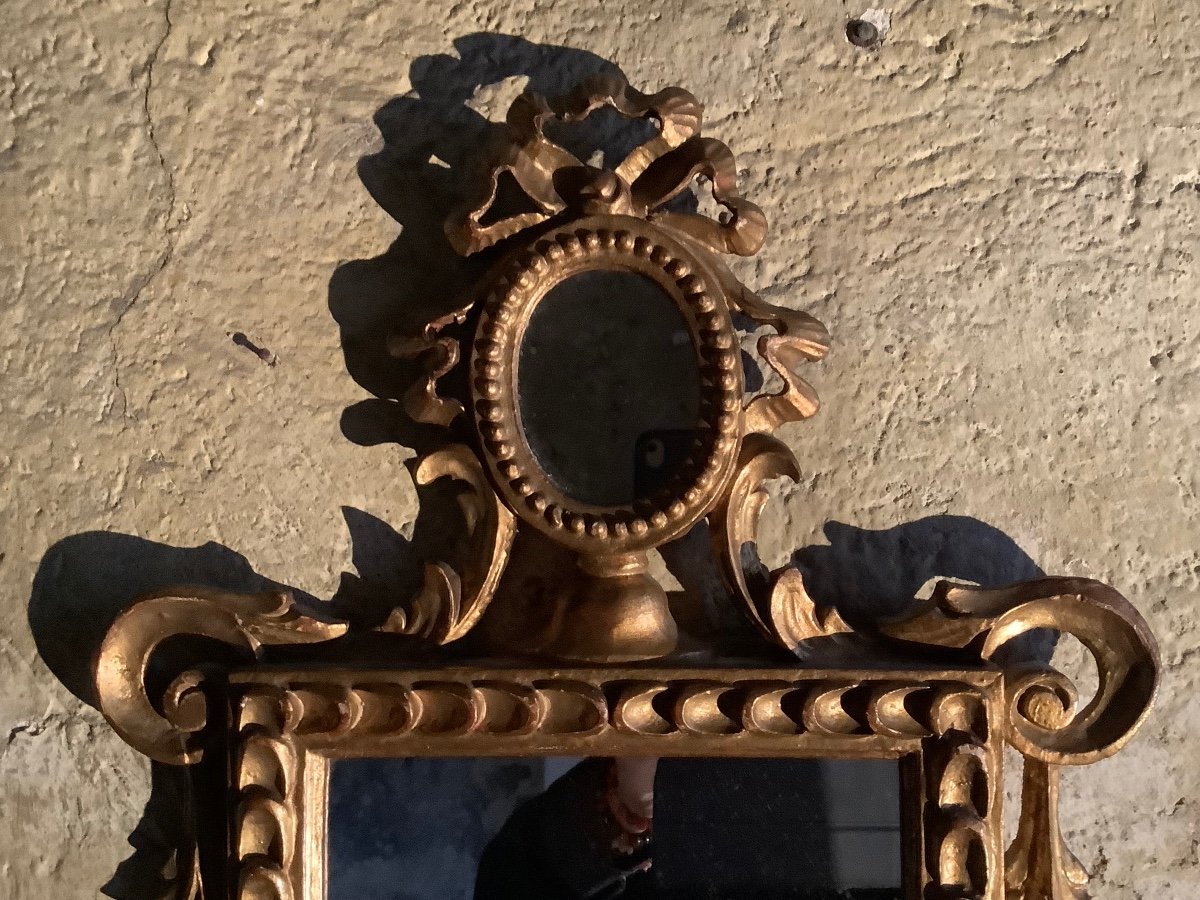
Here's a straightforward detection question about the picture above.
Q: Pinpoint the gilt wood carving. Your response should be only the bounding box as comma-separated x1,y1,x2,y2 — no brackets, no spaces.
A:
226,668,1003,900
91,74,1159,900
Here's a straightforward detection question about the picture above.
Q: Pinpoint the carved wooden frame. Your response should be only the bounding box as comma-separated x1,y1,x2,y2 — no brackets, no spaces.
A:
470,217,744,553
225,666,1003,900
90,73,1160,900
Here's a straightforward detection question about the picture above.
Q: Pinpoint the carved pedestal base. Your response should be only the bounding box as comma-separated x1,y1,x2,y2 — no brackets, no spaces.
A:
550,552,679,662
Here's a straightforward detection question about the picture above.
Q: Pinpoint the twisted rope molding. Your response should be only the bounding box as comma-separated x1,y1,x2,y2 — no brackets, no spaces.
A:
234,688,301,900
925,732,1000,900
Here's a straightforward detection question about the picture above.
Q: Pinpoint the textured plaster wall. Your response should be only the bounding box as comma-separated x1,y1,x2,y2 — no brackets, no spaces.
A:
1,0,1197,897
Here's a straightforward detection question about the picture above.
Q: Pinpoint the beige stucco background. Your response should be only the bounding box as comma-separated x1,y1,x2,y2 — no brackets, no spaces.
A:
2,0,1197,897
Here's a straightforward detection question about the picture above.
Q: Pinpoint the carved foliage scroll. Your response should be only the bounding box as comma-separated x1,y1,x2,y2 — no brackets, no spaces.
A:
713,435,1158,899
883,578,1159,766
379,444,516,643
95,588,346,765
710,432,850,648
715,438,1159,768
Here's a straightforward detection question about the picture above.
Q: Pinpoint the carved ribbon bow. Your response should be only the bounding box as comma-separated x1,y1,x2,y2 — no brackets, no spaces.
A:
445,72,767,258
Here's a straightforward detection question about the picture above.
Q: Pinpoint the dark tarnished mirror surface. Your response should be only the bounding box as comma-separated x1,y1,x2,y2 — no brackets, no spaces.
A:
517,269,703,507
328,757,903,900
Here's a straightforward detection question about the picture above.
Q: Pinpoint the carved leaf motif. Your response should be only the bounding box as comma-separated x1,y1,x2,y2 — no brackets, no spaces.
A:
710,432,851,648
380,444,515,643
1004,759,1090,900
714,438,1157,767
710,435,1154,900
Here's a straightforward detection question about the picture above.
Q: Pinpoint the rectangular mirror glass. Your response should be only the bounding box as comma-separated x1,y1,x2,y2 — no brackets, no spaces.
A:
329,757,903,899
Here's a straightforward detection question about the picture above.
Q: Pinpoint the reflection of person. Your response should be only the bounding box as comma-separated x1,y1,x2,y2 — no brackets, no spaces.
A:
475,757,905,900
474,758,660,899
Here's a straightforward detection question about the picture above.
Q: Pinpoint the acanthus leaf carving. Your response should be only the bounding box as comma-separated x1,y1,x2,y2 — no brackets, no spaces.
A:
715,427,1156,900
1004,758,1090,900
379,443,515,644
717,435,1159,767
878,582,1156,900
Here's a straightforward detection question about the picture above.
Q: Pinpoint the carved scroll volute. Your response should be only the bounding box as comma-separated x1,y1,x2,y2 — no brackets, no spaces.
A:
381,443,516,644
878,578,1159,766
95,588,345,765
877,580,1157,900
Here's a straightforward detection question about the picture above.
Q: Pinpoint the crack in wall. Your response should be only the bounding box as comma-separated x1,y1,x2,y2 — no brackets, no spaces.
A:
109,0,177,422
2,712,73,758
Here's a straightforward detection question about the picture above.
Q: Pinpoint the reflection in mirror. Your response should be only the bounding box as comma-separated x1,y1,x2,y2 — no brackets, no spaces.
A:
517,269,702,506
329,757,903,900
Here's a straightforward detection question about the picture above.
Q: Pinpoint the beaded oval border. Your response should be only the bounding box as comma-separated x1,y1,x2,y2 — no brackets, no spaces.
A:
470,216,744,553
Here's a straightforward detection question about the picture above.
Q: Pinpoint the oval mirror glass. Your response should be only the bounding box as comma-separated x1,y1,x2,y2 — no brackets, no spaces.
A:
517,269,702,507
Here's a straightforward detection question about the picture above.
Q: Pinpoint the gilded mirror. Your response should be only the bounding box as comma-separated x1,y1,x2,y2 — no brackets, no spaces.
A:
90,73,1159,900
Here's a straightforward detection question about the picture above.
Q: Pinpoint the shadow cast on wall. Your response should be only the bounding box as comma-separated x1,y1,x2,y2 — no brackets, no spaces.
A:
27,32,1051,900
29,533,272,898
327,32,712,629
794,515,1045,622
330,32,666,457
25,515,420,899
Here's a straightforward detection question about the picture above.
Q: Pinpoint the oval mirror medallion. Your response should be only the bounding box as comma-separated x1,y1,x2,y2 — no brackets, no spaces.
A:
518,269,702,507
469,218,744,555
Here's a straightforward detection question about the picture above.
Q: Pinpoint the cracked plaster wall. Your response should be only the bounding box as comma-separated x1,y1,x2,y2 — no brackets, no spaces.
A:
1,0,1197,897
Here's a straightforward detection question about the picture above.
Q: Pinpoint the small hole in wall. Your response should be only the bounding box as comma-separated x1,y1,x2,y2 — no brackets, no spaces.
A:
845,18,881,49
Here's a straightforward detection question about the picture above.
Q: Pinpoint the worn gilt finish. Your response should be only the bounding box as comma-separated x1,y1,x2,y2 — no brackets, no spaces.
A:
91,75,1159,900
